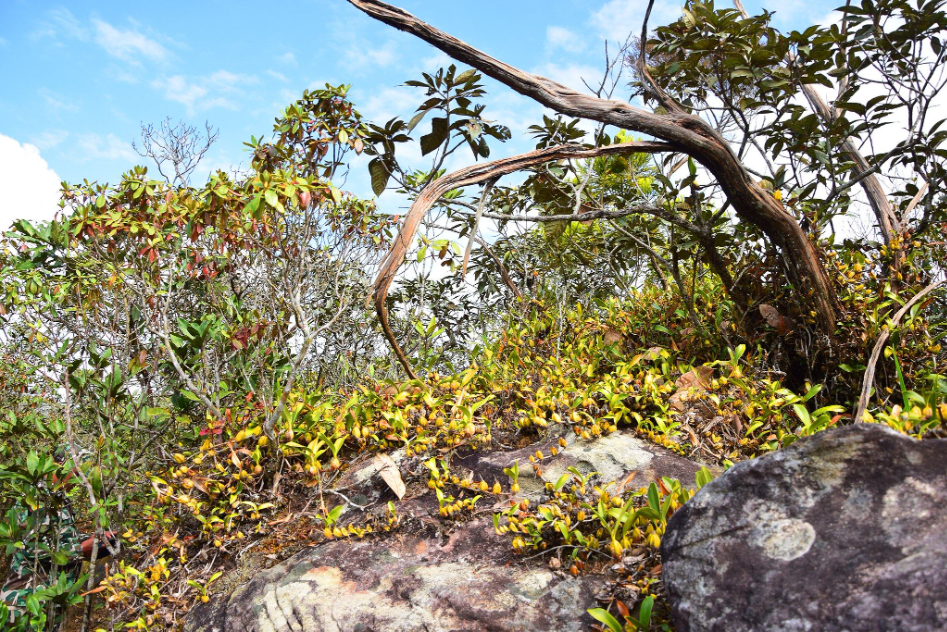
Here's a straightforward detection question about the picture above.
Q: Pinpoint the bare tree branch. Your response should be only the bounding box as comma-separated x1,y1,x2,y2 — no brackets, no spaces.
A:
733,0,899,244
348,0,840,334
854,280,944,423
372,140,677,378
461,177,497,276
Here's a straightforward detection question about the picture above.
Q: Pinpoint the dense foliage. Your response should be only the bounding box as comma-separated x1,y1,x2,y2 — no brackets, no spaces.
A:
1,0,946,629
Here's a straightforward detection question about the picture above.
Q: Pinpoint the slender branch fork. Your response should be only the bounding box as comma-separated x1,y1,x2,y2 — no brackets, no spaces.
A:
371,141,677,378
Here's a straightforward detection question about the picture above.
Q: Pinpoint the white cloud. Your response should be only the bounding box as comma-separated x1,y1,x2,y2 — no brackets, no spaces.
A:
30,130,69,151
267,70,289,82
276,52,297,65
32,9,171,65
151,71,258,115
0,134,63,228
546,26,586,54
592,0,681,41
532,62,604,94
75,133,138,163
358,85,421,125
92,19,168,64
343,40,398,71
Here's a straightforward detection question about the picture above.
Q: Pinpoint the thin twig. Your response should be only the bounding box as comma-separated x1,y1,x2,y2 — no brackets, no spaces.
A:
461,178,497,275
854,280,944,423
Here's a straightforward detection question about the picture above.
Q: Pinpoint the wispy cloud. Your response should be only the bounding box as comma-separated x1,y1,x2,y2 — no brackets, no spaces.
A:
92,19,168,64
39,88,80,112
151,71,258,115
31,7,87,43
420,51,453,72
0,37,8,48
276,51,297,65
30,130,70,151
267,70,289,82
75,133,137,162
343,40,398,72
532,62,604,94
591,0,681,41
546,26,587,54
31,8,172,66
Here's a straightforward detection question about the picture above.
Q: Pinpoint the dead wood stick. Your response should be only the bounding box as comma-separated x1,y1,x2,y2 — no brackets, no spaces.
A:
853,280,944,423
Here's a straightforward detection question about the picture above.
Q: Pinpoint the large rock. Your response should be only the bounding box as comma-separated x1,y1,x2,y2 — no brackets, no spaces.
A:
186,516,597,631
661,424,947,631
187,429,711,631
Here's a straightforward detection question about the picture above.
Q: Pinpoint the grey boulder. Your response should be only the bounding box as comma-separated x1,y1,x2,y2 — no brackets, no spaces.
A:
661,423,947,631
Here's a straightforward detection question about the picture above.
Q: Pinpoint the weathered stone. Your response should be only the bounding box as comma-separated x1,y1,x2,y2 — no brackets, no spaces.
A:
453,428,710,498
186,516,598,631
661,424,947,632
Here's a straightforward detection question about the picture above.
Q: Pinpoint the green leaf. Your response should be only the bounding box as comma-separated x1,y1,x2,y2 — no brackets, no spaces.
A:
477,136,490,158
587,608,624,632
793,404,812,428
407,110,428,133
554,472,570,491
638,595,654,631
647,482,661,513
455,68,478,84
327,504,344,524
264,189,278,208
695,466,714,490
420,118,449,156
802,384,822,401
245,195,261,215
369,158,390,197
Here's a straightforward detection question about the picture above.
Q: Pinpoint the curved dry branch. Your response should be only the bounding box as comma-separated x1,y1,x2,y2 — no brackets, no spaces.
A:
636,0,685,115
348,0,840,334
374,141,676,378
853,280,944,423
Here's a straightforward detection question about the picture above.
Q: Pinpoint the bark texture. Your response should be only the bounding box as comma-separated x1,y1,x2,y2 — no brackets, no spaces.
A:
348,0,840,337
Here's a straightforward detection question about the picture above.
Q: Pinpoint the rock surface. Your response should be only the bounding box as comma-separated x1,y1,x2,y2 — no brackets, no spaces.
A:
453,428,711,498
187,516,594,632
187,430,709,631
661,424,947,631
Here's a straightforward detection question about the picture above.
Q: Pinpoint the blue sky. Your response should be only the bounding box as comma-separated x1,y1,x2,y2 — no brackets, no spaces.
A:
0,0,833,227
